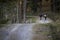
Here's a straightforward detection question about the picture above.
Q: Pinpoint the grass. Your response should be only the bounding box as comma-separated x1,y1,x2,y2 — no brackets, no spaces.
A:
26,17,37,23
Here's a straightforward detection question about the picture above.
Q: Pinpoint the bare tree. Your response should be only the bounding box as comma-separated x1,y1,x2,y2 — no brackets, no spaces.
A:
23,0,27,23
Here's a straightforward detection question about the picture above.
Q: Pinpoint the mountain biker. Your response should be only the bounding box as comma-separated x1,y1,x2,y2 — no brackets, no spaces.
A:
44,14,47,20
39,14,43,20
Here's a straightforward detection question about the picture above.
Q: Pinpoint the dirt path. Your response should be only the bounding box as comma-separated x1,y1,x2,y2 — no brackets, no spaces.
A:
0,24,35,40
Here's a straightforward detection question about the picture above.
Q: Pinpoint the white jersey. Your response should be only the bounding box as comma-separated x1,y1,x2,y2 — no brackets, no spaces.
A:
44,15,46,17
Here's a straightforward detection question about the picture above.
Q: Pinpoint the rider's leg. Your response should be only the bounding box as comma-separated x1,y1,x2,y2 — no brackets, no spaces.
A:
45,17,46,20
40,17,42,20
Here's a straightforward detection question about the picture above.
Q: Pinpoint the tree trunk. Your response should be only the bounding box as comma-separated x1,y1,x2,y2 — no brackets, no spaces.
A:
23,0,27,23
16,0,23,23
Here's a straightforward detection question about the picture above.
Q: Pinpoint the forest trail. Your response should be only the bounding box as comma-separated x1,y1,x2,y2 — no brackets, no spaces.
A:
0,17,53,40
0,24,35,40
36,17,52,24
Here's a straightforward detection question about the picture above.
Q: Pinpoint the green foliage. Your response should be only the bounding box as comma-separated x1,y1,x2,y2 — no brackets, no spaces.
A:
0,0,18,3
28,0,37,13
0,19,9,24
0,1,17,24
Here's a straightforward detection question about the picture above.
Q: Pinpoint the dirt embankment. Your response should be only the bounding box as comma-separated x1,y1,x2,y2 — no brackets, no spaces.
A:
32,24,51,40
